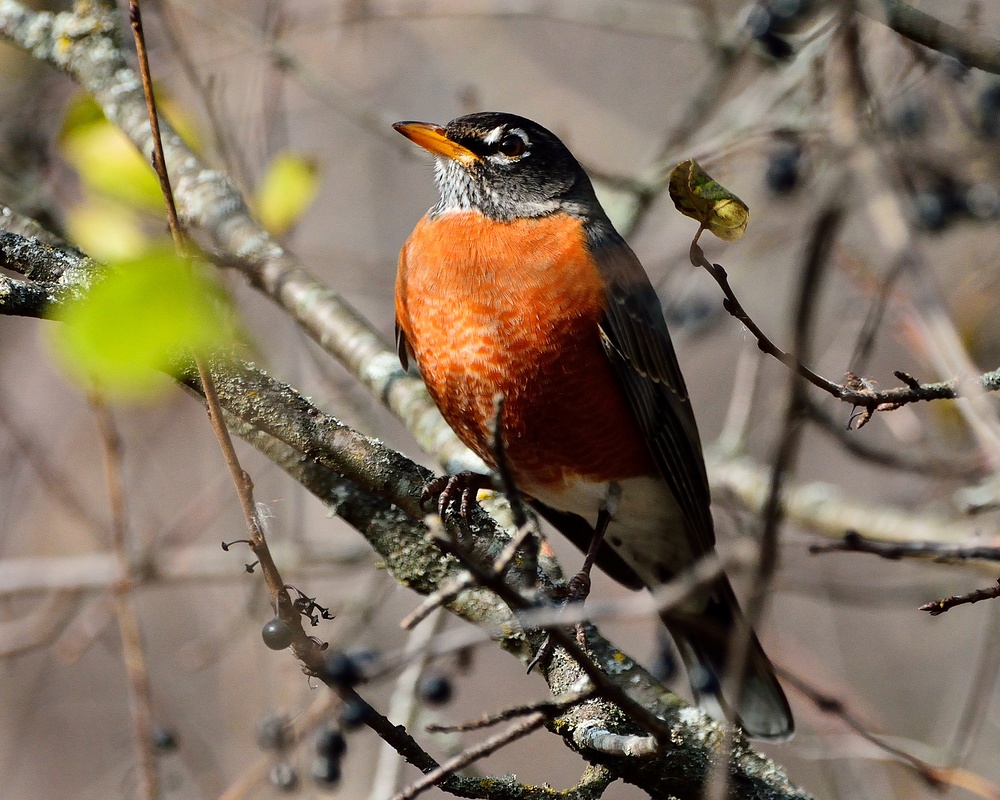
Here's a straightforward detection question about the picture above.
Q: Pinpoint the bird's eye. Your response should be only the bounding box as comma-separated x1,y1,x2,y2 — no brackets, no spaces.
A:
496,133,526,158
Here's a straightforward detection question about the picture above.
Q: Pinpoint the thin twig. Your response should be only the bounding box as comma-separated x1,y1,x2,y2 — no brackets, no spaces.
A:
428,524,674,744
369,608,449,800
93,401,158,800
425,688,593,734
400,573,476,631
809,531,1000,562
803,398,985,480
690,241,1000,423
781,668,1000,799
127,0,308,655
124,11,433,787
392,712,547,800
919,580,1000,616
857,0,1000,75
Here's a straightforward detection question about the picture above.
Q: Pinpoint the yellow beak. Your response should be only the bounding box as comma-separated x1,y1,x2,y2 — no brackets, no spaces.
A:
393,121,478,164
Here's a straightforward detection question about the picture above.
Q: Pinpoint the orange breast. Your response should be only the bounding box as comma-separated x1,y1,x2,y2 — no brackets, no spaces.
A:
396,211,653,490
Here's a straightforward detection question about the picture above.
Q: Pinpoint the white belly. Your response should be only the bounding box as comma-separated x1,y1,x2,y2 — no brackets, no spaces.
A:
526,475,694,588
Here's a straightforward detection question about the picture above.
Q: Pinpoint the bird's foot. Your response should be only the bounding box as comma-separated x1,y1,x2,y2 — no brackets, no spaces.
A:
422,471,494,520
525,575,594,673
526,634,555,674
567,570,592,604
566,571,594,645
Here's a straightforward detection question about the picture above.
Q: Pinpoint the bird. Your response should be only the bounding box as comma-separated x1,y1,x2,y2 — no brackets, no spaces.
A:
392,111,793,740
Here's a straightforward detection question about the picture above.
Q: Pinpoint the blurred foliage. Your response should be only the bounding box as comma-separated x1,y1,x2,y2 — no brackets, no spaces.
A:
255,151,320,235
48,246,236,399
58,90,200,259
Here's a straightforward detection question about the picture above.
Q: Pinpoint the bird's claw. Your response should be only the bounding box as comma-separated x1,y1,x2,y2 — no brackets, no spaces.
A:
567,571,592,604
422,472,493,521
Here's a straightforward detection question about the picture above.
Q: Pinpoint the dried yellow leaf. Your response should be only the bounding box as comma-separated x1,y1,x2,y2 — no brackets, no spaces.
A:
668,159,749,241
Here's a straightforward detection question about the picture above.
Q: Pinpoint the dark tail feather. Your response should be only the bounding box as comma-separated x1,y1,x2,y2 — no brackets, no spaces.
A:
662,577,794,741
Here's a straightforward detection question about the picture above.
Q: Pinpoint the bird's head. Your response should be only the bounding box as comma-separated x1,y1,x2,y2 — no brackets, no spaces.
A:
393,112,598,221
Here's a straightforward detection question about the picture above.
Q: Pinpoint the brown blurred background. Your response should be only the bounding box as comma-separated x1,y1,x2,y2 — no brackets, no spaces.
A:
2,1,1000,798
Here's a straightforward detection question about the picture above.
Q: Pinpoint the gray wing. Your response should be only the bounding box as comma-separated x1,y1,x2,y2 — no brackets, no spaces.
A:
587,222,716,556
394,318,409,371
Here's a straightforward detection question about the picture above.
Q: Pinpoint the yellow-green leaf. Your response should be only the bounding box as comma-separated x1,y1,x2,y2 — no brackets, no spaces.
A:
256,152,320,235
65,199,148,262
49,248,234,399
61,117,163,209
668,159,749,241
59,91,202,210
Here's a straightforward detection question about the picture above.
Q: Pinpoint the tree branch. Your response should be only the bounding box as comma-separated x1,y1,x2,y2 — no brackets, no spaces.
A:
857,0,1000,75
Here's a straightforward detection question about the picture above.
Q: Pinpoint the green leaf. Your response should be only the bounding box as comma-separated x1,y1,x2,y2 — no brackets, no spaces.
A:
668,159,749,241
61,117,164,209
59,91,202,210
50,248,234,399
256,152,320,234
65,198,148,262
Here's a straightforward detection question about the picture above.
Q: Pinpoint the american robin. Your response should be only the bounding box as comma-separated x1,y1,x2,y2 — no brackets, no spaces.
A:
393,112,793,740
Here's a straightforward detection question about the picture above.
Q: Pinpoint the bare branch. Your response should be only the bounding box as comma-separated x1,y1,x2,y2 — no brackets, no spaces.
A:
392,712,548,800
691,241,1000,421
920,580,1000,616
810,531,1000,563
426,689,593,734
92,401,158,800
782,668,1000,798
857,0,1000,75
572,722,659,758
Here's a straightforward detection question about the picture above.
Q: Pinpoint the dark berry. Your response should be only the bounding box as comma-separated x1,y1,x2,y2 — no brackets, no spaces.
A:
151,727,178,753
913,191,948,231
966,183,1000,219
651,643,677,683
757,31,793,60
689,664,721,696
311,755,342,788
665,296,715,332
339,697,369,730
262,617,295,651
269,762,299,792
765,146,800,195
745,5,773,38
891,102,927,137
419,673,454,706
257,714,290,752
978,83,1000,138
319,651,361,687
843,530,861,547
316,725,347,759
